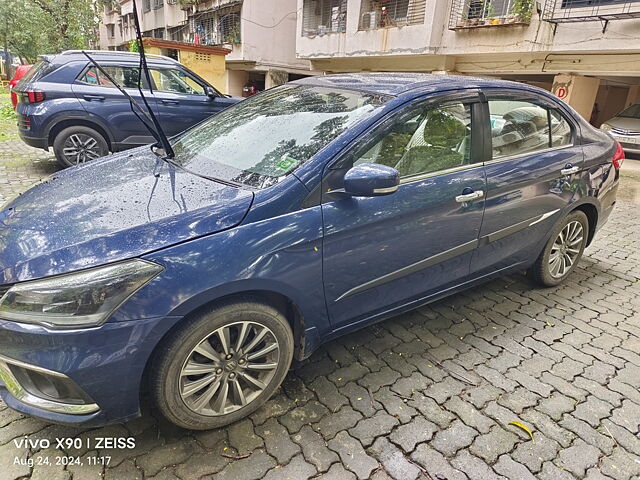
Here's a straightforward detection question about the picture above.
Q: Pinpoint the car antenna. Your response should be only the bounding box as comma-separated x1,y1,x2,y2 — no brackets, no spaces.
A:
130,0,175,158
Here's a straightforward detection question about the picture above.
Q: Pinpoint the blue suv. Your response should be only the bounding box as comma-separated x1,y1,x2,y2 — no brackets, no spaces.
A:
14,50,239,167
0,74,622,430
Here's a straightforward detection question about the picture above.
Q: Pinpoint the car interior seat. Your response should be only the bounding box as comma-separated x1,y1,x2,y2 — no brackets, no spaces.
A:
394,110,468,177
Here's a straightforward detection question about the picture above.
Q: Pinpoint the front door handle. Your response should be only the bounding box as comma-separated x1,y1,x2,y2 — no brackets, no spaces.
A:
83,94,105,101
561,164,580,175
455,190,484,203
161,99,179,105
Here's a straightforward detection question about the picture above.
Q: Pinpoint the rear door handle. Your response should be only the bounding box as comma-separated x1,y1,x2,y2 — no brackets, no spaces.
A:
83,94,105,101
561,164,580,175
455,190,484,203
161,99,180,105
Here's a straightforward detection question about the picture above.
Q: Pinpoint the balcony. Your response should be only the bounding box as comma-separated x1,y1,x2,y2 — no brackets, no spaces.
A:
358,0,426,30
302,0,347,37
449,0,533,29
542,0,640,23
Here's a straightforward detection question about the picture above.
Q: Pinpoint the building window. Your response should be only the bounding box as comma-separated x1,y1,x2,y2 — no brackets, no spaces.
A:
449,0,533,28
302,0,347,36
359,0,427,29
143,0,151,12
107,23,115,38
169,26,185,42
152,0,164,9
189,6,241,45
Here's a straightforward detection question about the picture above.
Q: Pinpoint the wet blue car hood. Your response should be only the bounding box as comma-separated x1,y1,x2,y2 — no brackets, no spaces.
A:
0,149,254,284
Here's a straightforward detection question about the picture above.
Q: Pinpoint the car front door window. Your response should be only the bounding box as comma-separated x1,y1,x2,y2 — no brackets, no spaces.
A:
150,68,205,95
354,102,472,178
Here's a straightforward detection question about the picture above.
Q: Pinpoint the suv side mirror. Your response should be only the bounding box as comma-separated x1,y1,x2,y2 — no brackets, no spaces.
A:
205,86,217,98
343,163,400,197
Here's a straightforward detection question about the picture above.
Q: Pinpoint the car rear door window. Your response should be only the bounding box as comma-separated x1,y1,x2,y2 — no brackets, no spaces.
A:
489,99,572,159
78,66,144,89
354,102,473,178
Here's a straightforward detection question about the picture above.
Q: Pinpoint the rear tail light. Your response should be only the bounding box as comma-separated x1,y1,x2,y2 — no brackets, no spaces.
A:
20,90,46,104
612,141,625,170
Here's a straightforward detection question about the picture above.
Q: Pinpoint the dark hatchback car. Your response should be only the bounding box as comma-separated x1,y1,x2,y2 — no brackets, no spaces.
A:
0,74,622,430
14,50,238,167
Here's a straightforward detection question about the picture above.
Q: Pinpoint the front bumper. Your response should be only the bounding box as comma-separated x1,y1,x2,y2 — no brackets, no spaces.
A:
0,315,180,426
0,353,99,415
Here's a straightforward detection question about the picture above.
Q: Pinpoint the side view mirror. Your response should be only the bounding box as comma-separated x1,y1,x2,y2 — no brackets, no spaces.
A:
205,86,217,98
343,163,400,197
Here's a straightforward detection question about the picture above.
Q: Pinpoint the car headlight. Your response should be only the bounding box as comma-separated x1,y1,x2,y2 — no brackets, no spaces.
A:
0,259,163,329
600,123,612,131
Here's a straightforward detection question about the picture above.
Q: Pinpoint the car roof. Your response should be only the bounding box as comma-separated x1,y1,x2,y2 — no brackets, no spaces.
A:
292,72,545,97
41,50,180,67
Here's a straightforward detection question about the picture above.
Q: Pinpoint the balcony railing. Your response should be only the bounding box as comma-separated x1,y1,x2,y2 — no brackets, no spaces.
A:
542,0,640,22
358,0,427,30
449,0,533,29
302,0,347,37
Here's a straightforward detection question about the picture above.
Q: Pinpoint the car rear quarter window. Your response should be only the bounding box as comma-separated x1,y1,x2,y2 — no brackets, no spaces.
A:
18,60,56,84
489,99,572,159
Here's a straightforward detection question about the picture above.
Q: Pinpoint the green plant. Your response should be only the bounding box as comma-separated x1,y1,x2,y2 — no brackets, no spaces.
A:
510,0,533,20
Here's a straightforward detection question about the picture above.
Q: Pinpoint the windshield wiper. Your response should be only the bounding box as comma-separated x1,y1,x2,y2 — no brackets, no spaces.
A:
130,0,174,158
151,145,245,189
82,0,174,160
81,51,164,150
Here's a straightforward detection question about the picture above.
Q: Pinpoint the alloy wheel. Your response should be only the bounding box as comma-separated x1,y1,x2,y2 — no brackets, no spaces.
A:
548,220,584,279
62,133,103,164
179,321,280,416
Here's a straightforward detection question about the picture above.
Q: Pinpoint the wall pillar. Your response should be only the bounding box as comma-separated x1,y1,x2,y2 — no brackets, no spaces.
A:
551,74,600,121
265,70,289,89
625,85,640,109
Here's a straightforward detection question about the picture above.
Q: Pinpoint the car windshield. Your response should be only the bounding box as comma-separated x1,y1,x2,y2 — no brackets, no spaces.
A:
619,104,640,119
171,85,388,188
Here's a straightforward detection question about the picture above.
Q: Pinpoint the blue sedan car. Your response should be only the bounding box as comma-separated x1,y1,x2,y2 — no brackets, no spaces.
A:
0,74,622,429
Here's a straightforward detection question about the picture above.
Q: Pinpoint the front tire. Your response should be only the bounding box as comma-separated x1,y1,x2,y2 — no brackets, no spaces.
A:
150,300,294,430
53,126,109,167
530,210,589,287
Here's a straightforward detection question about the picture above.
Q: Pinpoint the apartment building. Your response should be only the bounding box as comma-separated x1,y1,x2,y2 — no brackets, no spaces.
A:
296,0,640,124
100,0,313,95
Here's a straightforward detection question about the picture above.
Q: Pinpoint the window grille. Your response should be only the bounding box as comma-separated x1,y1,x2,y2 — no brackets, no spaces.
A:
169,25,186,42
189,7,242,45
449,0,533,28
359,0,426,29
302,0,347,36
542,0,640,22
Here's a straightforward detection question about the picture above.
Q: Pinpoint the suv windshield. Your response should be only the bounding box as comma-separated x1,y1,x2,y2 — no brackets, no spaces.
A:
619,104,640,119
171,85,388,188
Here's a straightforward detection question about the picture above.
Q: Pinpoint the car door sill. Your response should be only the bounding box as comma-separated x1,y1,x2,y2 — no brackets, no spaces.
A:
329,260,528,336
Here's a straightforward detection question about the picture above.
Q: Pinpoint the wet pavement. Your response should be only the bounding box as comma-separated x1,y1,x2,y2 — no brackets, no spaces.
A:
1,139,640,480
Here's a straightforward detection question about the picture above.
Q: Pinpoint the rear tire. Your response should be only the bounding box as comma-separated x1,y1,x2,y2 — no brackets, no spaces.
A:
53,126,109,167
530,210,589,287
150,300,294,430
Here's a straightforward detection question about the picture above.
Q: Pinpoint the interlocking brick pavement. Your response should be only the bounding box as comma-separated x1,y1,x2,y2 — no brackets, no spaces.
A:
1,138,640,480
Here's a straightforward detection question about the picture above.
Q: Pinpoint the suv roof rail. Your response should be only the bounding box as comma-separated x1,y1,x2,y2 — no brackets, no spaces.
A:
59,50,175,62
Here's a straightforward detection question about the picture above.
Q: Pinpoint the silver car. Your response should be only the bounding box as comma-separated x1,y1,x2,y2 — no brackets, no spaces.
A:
601,104,640,156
